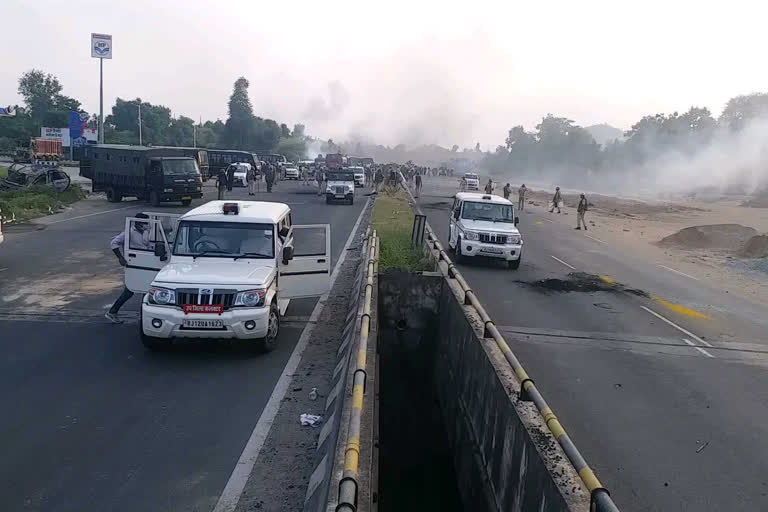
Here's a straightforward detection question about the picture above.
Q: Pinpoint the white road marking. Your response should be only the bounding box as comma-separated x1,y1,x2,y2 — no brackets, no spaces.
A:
584,233,607,244
683,338,715,358
212,197,371,512
641,305,713,347
45,205,135,225
541,218,555,223
550,255,576,270
658,264,699,281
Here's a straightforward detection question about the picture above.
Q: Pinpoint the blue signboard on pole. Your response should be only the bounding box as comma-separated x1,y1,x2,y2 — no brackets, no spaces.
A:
69,111,84,140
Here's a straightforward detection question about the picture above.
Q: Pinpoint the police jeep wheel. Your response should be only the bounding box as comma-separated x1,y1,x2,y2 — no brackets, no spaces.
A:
508,258,521,270
455,238,465,263
181,199,192,206
254,303,280,353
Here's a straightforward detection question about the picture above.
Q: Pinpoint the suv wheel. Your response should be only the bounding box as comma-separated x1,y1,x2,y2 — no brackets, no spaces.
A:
508,258,521,270
255,303,280,353
106,187,122,203
455,238,465,263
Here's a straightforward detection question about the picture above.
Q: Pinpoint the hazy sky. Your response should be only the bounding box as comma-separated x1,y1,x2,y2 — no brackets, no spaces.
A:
3,0,767,148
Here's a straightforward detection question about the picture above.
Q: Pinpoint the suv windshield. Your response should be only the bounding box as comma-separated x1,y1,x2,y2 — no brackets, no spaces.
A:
164,159,200,176
173,221,275,258
462,201,515,223
327,171,354,181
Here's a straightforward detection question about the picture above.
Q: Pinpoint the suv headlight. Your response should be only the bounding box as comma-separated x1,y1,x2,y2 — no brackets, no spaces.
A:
508,234,521,244
463,230,479,241
148,286,176,305
234,289,266,308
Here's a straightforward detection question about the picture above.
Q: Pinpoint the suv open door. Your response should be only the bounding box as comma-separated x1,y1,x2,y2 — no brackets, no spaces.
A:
278,224,331,299
124,218,172,293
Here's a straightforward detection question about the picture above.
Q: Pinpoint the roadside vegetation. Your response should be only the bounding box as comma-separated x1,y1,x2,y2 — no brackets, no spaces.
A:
0,185,86,223
0,165,7,179
371,187,434,272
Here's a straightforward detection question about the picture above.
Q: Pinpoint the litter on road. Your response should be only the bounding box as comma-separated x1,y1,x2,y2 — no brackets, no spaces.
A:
300,414,323,427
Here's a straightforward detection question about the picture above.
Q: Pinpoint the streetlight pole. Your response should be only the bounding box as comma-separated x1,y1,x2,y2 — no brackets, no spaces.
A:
138,100,142,146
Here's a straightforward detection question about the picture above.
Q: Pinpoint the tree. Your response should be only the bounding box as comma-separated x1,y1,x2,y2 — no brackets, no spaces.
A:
293,123,305,138
720,93,768,131
166,116,195,146
280,123,291,138
18,70,63,122
107,98,171,145
223,77,255,149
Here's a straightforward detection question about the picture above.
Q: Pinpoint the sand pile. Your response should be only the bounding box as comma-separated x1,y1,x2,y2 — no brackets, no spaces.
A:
658,224,757,250
740,235,768,258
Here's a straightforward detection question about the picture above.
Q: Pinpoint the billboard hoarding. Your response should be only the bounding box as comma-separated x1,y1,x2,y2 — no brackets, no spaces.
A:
42,126,97,147
91,33,112,59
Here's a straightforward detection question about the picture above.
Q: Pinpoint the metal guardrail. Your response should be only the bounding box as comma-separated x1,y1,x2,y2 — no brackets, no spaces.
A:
336,230,378,512
399,176,620,512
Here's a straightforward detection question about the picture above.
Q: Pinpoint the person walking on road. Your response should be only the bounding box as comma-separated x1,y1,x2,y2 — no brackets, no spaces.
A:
246,165,257,196
216,168,227,200
374,169,384,192
105,213,151,324
518,184,527,210
575,193,589,230
484,178,494,194
414,172,423,198
226,164,235,192
264,165,275,193
503,183,511,200
549,186,562,213
316,167,325,196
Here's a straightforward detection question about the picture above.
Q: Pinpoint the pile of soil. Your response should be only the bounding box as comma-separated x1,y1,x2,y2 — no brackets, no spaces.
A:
658,224,757,250
740,235,768,258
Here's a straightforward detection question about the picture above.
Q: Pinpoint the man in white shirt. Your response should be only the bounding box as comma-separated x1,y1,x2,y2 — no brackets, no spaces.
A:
105,213,151,323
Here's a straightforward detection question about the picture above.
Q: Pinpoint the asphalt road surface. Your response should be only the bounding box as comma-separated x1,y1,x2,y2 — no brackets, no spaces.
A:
418,176,768,512
0,178,370,511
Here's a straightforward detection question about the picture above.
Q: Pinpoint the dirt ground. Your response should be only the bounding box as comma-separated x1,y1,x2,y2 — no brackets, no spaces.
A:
522,187,768,304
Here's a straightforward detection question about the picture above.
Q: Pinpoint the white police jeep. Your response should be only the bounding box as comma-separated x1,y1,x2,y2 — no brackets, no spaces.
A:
123,201,331,352
448,192,523,269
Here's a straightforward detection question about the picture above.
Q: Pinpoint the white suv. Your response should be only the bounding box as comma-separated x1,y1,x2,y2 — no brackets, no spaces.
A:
448,192,523,269
122,201,331,352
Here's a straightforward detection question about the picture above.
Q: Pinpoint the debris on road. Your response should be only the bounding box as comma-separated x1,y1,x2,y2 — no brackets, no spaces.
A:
300,413,322,427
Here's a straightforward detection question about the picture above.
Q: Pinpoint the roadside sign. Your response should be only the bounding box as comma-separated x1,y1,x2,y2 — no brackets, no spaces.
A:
91,33,112,59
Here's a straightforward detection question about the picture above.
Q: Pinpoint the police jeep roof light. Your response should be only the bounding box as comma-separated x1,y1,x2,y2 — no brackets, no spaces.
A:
222,203,239,215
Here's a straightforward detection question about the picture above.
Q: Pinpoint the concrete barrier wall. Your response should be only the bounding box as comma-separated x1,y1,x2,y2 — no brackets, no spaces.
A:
378,271,589,512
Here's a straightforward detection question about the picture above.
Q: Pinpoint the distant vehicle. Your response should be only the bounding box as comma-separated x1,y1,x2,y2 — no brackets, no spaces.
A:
448,192,522,269
208,149,260,176
80,144,203,206
462,172,480,191
325,153,345,169
127,200,331,351
314,155,325,166
348,156,374,167
325,169,355,204
29,138,62,165
284,166,300,180
229,163,252,187
348,166,365,187
154,146,210,180
255,152,287,166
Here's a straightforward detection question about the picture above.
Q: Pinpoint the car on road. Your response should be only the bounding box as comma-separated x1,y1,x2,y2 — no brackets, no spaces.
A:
123,201,331,352
284,166,300,180
229,163,253,187
349,166,365,187
448,192,523,269
461,172,480,191
325,169,356,204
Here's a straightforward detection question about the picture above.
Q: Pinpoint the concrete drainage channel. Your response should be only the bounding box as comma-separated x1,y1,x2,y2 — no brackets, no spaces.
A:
310,189,620,511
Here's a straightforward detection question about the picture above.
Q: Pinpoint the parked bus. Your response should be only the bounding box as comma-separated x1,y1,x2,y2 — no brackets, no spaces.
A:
207,149,260,175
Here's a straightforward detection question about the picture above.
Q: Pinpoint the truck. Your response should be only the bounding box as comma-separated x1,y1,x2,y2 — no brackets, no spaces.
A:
79,144,203,206
154,147,210,180
29,138,63,164
325,153,346,169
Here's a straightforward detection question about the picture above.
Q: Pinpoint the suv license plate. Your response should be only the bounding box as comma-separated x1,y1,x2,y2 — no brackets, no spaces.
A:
182,319,224,329
335,194,344,198
481,247,503,254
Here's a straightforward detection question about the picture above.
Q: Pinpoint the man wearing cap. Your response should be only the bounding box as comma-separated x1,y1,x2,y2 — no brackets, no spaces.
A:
105,213,152,323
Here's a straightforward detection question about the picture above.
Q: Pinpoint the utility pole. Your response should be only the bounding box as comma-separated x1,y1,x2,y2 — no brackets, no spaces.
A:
138,100,142,146
193,124,196,148
99,57,104,143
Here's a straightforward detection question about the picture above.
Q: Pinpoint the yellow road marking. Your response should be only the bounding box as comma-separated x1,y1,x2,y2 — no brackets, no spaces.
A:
651,296,709,319
599,275,615,285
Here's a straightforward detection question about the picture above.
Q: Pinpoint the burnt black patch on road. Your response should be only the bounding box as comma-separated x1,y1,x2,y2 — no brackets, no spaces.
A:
516,272,649,297
420,200,453,210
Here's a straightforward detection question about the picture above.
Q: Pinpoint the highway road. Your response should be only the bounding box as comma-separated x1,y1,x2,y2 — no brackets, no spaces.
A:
0,179,369,511
418,177,768,512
